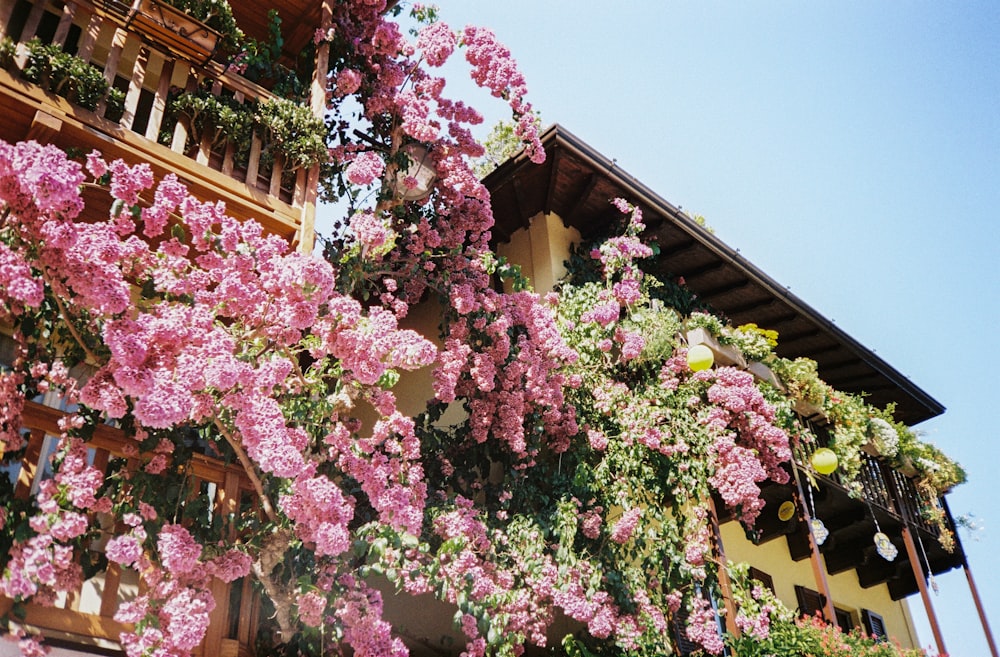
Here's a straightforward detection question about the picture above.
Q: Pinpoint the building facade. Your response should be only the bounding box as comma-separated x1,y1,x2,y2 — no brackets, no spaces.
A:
0,0,994,652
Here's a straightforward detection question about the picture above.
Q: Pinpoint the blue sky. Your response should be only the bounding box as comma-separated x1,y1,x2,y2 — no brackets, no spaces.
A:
319,2,999,654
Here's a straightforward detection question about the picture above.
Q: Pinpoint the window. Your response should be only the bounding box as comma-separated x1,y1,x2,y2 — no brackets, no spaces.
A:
795,585,856,633
795,585,826,620
862,609,888,641
748,567,775,594
834,607,854,633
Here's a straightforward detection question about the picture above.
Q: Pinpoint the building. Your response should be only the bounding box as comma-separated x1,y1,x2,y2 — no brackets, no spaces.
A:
0,0,331,654
0,0,328,253
0,0,995,652
484,124,997,656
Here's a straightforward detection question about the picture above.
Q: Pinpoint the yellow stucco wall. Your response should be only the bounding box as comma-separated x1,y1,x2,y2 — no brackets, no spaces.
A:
387,213,927,653
497,211,581,294
720,522,920,648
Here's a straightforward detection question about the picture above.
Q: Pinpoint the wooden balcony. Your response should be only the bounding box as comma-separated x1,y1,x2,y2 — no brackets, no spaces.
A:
1,401,260,656
742,418,965,601
0,0,323,250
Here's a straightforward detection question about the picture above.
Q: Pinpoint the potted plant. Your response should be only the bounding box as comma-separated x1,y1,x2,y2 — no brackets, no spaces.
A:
253,97,328,172
862,414,901,459
769,356,828,418
167,85,252,156
684,312,745,368
0,36,15,70
20,39,124,118
127,0,243,64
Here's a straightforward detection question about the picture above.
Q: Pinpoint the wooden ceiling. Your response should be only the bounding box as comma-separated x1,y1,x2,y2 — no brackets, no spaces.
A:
484,125,945,426
230,0,324,59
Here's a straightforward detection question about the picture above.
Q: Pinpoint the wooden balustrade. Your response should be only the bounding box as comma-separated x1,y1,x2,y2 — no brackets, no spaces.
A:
0,0,321,250
791,414,944,539
2,401,258,656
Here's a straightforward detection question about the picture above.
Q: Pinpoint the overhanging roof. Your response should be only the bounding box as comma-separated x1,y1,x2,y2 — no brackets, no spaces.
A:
484,124,944,426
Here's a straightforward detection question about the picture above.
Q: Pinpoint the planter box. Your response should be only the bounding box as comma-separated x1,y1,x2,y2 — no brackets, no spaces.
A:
127,0,220,64
793,398,825,420
747,361,783,389
686,328,746,368
861,441,881,458
897,456,918,478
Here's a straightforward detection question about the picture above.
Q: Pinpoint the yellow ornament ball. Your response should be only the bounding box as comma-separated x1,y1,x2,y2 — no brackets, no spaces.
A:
687,344,715,372
777,500,796,522
811,448,839,475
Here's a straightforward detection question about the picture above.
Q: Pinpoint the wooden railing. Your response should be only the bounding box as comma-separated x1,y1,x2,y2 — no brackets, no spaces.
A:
1,401,258,656
793,417,941,536
0,0,322,248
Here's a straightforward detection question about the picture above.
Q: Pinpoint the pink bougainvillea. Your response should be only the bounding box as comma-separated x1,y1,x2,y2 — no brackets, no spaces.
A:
0,4,830,657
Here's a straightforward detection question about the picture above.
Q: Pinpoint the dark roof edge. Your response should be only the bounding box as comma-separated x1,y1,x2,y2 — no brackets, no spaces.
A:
507,124,945,423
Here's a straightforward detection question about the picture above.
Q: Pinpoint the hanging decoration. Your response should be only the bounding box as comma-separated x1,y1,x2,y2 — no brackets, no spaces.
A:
873,532,898,561
811,518,830,545
777,500,796,522
867,502,898,561
805,483,829,545
916,531,939,594
686,344,714,371
811,447,838,475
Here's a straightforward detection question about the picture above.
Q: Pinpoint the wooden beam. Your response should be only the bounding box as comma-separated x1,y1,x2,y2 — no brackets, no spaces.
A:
901,526,947,655
707,497,741,639
27,109,63,142
792,466,837,624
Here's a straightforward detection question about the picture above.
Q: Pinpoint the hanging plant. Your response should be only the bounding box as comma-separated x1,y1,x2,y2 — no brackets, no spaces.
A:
166,85,252,156
770,356,829,408
253,97,328,172
158,0,244,55
20,40,118,114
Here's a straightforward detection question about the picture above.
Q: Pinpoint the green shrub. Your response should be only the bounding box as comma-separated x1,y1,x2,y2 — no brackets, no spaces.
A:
21,39,113,112
254,97,327,171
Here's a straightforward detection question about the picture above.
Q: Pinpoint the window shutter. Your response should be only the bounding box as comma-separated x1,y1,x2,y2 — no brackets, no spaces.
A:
748,567,775,594
795,585,826,620
672,604,702,657
862,609,888,641
834,607,854,633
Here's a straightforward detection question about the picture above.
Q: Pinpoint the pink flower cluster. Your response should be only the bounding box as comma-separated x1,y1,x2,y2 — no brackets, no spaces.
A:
685,596,725,655
346,151,386,186
461,26,544,163
416,21,456,67
610,507,642,544
280,473,356,558
434,291,578,461
702,367,793,524
110,523,250,657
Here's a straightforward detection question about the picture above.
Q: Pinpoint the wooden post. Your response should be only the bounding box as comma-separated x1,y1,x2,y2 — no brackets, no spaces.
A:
145,56,175,141
707,497,741,640
294,0,334,254
942,498,999,657
76,10,103,64
0,0,17,39
962,563,1000,657
900,526,947,655
791,464,837,624
120,45,150,130
52,0,77,48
